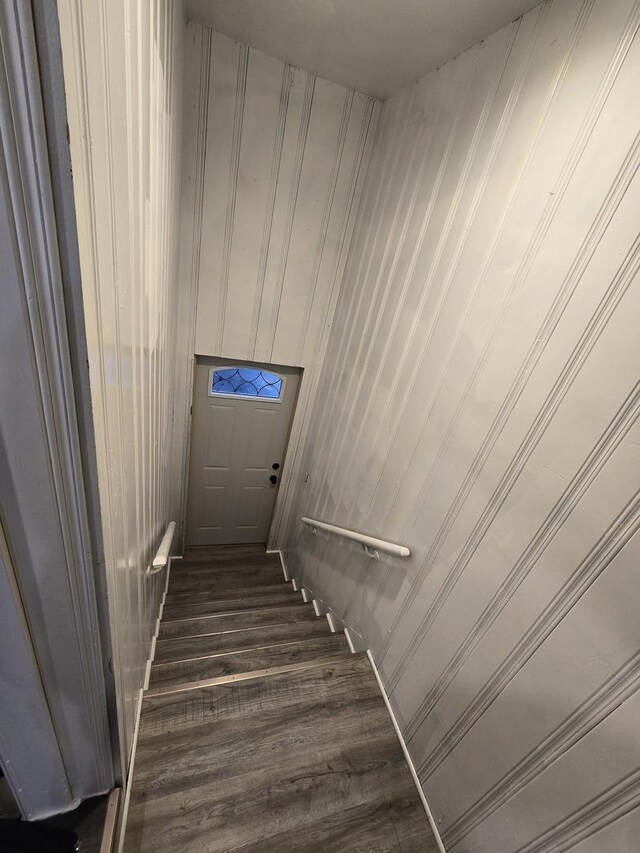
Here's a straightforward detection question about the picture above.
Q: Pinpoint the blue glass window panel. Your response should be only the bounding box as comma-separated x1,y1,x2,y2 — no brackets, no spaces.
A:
211,367,282,399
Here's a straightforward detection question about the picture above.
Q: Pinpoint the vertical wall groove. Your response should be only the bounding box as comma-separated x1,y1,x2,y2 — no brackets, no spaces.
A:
250,63,293,359
217,42,249,352
294,90,354,361
267,72,315,361
58,0,188,775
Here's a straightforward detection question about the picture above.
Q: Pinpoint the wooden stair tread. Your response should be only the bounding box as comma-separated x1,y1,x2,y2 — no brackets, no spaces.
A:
233,789,436,853
150,634,350,688
161,590,301,619
158,604,318,639
126,655,435,852
172,555,282,573
153,619,333,663
146,651,358,696
134,692,394,784
164,581,293,605
141,655,373,730
168,571,283,592
126,745,424,852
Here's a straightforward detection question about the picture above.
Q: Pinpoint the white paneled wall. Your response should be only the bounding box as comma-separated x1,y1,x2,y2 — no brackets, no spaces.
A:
281,0,640,850
173,23,380,545
58,0,186,775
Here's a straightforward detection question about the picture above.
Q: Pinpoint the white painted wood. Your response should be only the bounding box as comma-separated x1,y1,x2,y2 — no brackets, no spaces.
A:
265,548,290,581
57,0,188,782
175,23,380,551
366,651,447,853
301,517,411,559
118,548,173,852
279,0,640,850
150,522,177,571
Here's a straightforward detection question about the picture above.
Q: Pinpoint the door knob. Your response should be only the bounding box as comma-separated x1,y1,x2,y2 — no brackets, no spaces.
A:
269,475,278,484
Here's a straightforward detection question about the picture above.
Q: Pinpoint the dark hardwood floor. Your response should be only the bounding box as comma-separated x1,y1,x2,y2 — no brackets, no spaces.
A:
124,544,439,852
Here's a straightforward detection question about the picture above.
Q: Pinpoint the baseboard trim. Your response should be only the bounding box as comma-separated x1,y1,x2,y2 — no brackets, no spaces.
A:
265,548,289,581
343,627,357,654
117,557,173,852
366,650,447,853
99,788,120,853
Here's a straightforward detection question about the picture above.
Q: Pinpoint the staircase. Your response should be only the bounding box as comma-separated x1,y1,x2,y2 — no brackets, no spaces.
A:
123,545,439,852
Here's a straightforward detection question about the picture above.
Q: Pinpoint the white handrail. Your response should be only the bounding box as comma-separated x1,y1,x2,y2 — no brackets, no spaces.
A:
147,521,176,575
301,517,410,561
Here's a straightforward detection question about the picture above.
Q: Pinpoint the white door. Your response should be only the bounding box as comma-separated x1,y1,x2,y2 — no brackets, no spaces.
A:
186,358,300,546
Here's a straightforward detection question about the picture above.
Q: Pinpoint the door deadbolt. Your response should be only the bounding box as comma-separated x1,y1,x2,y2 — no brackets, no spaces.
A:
272,462,280,470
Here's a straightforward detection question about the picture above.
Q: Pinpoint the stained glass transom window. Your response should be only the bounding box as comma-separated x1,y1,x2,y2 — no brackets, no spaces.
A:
210,367,283,400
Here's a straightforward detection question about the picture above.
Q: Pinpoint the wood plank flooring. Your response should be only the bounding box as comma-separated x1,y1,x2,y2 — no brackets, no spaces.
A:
124,544,438,852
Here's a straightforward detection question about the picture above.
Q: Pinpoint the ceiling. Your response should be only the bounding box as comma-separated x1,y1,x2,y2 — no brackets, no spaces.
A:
186,0,542,99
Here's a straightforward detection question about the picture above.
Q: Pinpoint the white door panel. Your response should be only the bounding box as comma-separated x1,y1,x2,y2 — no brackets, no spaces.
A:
186,358,300,545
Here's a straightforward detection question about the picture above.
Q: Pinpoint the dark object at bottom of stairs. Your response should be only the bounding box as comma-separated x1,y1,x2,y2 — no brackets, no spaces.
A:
0,820,77,853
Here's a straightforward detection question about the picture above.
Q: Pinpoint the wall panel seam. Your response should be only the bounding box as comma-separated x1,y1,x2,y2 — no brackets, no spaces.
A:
294,89,354,362
404,374,640,740
267,72,315,360
366,0,596,615
418,490,640,779
308,82,424,500
217,41,248,352
343,5,548,554
272,96,379,546
250,63,293,359
513,766,640,853
443,647,640,847
382,128,640,690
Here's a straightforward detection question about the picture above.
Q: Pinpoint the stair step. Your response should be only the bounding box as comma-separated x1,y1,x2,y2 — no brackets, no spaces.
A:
161,590,302,620
142,653,371,728
153,619,333,664
158,604,317,640
126,655,436,852
174,553,282,572
164,581,293,606
146,651,357,696
150,634,350,688
229,790,432,853
171,561,282,580
167,566,284,595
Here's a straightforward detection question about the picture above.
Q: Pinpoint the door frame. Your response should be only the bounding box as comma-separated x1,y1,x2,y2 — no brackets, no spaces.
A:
185,355,303,547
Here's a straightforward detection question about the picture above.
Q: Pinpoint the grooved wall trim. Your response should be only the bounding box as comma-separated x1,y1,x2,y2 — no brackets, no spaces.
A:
173,23,381,546
57,0,188,779
280,0,640,850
